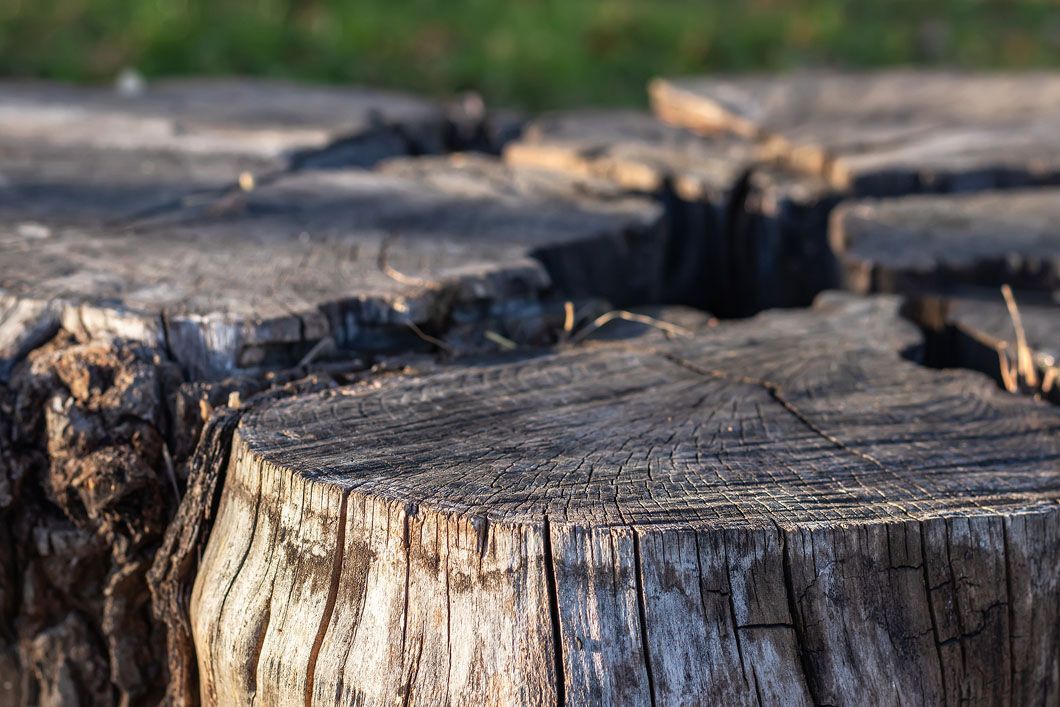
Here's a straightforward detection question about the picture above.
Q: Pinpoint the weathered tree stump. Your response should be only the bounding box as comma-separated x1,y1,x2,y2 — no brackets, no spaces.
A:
0,86,678,704
502,109,839,313
4,74,1060,707
0,157,664,379
830,190,1060,296
192,294,1060,706
650,70,1060,194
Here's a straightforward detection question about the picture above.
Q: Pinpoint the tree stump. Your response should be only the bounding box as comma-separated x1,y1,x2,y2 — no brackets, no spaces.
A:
830,190,1060,296
0,157,664,379
502,109,838,313
192,294,1060,706
650,70,1060,194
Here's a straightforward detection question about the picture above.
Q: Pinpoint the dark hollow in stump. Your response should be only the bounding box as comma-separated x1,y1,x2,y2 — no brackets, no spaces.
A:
650,70,1060,195
503,109,839,313
0,156,665,380
830,190,1060,295
192,294,1060,706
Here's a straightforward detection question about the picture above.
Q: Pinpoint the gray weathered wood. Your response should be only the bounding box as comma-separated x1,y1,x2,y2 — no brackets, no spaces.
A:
0,79,453,231
377,154,667,306
0,140,278,227
0,78,448,167
830,189,1060,295
0,158,664,378
0,325,389,706
651,70,1060,195
192,293,1060,705
0,296,60,382
503,109,838,312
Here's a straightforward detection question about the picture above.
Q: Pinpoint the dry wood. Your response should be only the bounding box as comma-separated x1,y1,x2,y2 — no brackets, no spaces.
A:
733,168,840,311
503,109,748,312
504,109,756,196
0,319,432,705
830,189,1060,295
0,140,281,228
0,159,665,379
650,70,1060,194
5,73,1060,707
192,293,1060,705
0,79,455,234
0,78,448,168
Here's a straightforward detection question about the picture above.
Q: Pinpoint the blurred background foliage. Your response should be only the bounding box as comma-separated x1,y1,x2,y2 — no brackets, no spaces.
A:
2,0,1059,109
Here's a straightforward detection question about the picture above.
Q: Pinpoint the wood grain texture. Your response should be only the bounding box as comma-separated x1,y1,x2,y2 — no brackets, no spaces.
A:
0,158,664,378
830,189,1060,295
0,139,279,227
502,109,838,313
192,293,1060,706
0,325,414,705
650,70,1060,195
0,79,453,231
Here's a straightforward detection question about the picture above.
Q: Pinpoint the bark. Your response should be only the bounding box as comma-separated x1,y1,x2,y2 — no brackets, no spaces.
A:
4,74,1060,707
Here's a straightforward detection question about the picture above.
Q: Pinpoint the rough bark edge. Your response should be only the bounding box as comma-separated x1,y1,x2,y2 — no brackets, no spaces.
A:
147,407,243,706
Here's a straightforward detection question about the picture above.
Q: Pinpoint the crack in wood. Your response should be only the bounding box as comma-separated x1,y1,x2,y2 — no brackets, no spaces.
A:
303,489,349,707
540,515,566,707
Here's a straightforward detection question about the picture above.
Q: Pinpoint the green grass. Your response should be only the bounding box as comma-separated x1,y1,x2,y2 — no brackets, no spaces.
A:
3,0,1060,109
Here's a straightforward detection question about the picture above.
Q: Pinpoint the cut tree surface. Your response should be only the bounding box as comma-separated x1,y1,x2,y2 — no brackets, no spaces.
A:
0,79,452,228
650,70,1060,194
0,161,664,378
830,189,1060,295
0,140,277,226
0,78,448,167
503,109,837,312
192,293,1060,706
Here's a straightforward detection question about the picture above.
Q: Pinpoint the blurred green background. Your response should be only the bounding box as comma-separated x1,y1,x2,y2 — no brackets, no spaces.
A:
2,0,1059,109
